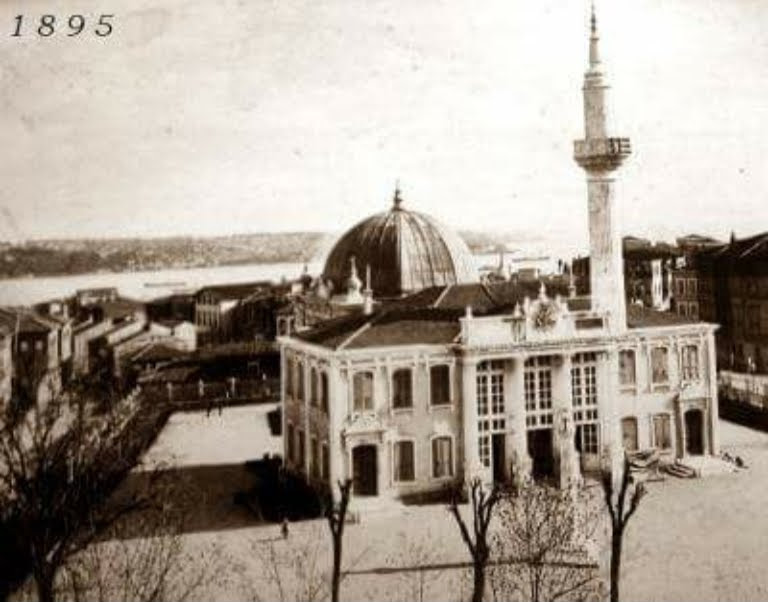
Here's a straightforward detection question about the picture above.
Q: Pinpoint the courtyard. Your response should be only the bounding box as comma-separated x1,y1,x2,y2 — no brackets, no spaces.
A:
132,408,768,601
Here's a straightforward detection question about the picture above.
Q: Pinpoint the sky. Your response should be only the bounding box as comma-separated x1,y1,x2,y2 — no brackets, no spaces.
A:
0,0,767,254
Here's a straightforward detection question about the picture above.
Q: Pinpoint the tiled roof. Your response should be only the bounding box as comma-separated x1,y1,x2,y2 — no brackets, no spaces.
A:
195,281,273,300
626,304,698,328
131,342,189,363
0,307,55,334
98,297,146,319
296,279,582,350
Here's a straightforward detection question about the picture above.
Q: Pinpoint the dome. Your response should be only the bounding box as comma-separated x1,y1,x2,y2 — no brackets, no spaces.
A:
322,190,479,298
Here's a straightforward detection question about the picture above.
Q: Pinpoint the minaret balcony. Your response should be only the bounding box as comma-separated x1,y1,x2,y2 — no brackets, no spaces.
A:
574,137,631,171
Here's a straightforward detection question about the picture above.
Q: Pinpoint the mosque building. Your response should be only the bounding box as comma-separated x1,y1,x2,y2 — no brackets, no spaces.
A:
278,8,720,504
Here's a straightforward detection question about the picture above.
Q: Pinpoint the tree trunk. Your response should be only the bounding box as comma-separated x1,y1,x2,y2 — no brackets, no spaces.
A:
610,529,623,602
471,559,486,602
331,533,342,602
34,567,55,602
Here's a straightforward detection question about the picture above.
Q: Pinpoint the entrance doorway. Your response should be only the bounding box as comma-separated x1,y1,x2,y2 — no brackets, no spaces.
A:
527,429,554,480
685,409,704,455
492,433,506,483
352,445,378,496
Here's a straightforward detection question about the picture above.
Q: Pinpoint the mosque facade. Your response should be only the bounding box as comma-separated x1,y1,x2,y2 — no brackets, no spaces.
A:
278,9,720,504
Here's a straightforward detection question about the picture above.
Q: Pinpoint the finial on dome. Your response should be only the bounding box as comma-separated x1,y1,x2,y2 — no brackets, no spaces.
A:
393,181,403,210
590,1,597,35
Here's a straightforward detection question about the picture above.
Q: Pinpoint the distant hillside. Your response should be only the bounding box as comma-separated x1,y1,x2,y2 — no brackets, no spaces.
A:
0,232,327,279
0,229,537,279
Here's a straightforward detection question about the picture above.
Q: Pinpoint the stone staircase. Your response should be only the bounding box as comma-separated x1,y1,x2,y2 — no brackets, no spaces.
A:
347,495,408,523
664,456,737,479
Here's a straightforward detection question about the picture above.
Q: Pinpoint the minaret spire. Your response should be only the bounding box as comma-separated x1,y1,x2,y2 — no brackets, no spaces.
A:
589,2,600,69
573,4,631,333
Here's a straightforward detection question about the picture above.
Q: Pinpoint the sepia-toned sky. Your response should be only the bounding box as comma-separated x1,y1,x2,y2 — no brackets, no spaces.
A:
0,0,767,252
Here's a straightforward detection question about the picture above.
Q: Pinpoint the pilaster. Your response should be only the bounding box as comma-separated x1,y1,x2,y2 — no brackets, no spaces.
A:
461,356,480,482
327,362,344,500
554,353,580,488
507,356,531,487
707,331,720,454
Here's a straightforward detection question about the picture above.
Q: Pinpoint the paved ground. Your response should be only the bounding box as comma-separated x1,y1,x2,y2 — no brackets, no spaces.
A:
131,412,768,601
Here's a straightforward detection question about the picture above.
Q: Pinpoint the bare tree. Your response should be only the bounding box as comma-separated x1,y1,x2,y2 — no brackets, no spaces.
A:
384,532,447,602
247,524,329,602
448,478,501,602
0,384,162,602
490,482,602,602
327,479,353,602
601,456,646,602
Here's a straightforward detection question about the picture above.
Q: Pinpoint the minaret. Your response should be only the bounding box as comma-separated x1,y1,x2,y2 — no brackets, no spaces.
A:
574,3,631,332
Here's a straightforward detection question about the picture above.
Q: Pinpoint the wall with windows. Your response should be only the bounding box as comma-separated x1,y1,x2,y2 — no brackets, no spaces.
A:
282,346,463,498
614,330,714,456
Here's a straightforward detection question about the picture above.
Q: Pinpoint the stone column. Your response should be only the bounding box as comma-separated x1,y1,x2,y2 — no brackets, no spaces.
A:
326,362,346,501
554,353,580,488
507,356,532,487
707,331,720,455
461,356,480,482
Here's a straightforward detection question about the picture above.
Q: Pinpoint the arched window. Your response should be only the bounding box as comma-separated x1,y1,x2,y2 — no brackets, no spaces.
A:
297,362,305,401
320,372,329,413
310,368,318,407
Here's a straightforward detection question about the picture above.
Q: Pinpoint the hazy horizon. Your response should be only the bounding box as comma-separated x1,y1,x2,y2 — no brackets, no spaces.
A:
1,0,766,249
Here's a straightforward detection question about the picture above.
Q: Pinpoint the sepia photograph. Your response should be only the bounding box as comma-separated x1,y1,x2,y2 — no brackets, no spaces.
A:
0,0,767,600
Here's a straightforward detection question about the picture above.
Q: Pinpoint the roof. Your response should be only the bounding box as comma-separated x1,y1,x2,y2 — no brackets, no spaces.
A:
626,304,698,329
0,307,57,334
195,281,272,301
387,279,576,313
98,297,145,319
295,307,463,350
321,192,478,298
130,342,189,363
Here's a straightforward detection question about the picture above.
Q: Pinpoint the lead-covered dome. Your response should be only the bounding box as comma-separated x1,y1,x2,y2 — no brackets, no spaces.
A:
322,190,479,298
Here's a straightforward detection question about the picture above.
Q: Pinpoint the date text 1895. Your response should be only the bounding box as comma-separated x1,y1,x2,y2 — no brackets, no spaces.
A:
11,14,114,37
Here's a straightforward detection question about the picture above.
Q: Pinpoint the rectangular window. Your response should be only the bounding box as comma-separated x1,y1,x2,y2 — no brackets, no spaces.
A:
285,358,294,398
619,350,636,387
393,440,415,482
392,369,413,409
310,369,318,407
681,345,700,381
297,362,305,401
653,414,672,450
353,372,374,412
651,347,669,384
432,436,453,478
298,429,306,470
477,361,504,417
322,442,330,479
311,436,320,478
287,423,295,463
524,356,554,429
430,365,451,406
575,423,600,455
621,417,638,452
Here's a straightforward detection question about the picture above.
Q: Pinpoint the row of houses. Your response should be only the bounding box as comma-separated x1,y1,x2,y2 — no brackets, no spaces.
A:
0,287,199,407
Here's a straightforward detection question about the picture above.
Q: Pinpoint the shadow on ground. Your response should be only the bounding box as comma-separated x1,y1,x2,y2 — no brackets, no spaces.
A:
111,456,324,540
